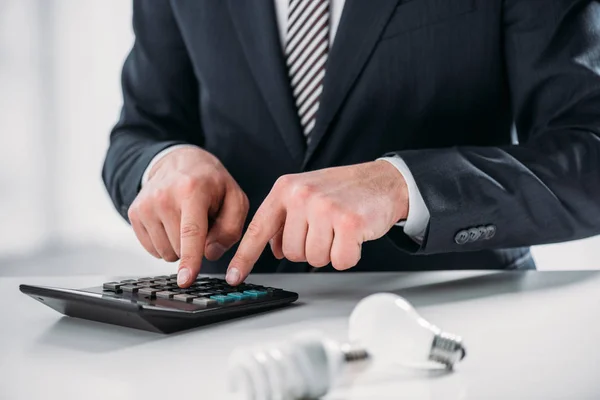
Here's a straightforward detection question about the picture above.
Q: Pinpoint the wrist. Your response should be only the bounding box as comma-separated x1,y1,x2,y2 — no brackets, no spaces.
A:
374,160,409,223
148,146,219,182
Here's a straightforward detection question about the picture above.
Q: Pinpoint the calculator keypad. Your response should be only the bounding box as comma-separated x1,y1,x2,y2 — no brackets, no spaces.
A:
102,275,276,309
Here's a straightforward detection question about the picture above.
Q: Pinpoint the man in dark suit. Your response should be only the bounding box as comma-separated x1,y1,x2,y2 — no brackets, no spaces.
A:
103,0,600,288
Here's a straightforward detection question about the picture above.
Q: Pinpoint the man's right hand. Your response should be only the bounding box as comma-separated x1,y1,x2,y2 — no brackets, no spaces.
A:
128,147,249,287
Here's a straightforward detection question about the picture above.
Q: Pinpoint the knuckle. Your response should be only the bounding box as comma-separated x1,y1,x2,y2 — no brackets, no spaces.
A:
338,211,364,231
181,222,202,238
220,224,243,243
275,174,294,190
240,193,250,212
127,205,139,223
315,197,338,215
154,189,170,210
284,251,305,262
176,175,199,195
331,244,361,271
282,243,305,262
133,198,151,217
331,257,353,271
292,183,316,203
307,254,329,268
291,183,315,204
162,251,179,262
245,221,263,239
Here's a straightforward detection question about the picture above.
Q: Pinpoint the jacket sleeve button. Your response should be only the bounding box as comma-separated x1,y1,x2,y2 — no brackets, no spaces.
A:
467,227,482,242
484,225,497,240
454,230,470,245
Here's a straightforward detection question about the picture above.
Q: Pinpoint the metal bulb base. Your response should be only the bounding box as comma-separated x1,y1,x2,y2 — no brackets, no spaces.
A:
428,331,466,369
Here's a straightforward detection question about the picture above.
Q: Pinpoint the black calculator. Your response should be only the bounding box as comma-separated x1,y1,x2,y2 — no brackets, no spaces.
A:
20,274,299,333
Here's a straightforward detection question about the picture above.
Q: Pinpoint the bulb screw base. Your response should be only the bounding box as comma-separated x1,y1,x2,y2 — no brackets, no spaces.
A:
428,331,466,369
340,343,370,363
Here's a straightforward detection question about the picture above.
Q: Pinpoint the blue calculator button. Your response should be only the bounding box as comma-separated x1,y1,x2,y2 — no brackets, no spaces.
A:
227,292,250,300
243,290,267,298
210,295,233,303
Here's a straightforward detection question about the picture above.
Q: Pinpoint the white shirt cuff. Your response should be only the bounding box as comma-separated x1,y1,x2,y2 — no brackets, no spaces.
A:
378,156,430,243
141,144,199,187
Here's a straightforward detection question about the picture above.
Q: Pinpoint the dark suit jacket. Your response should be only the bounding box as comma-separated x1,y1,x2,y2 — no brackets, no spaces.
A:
103,0,600,273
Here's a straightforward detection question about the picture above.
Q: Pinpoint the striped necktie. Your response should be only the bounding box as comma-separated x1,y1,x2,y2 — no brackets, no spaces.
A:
285,0,331,141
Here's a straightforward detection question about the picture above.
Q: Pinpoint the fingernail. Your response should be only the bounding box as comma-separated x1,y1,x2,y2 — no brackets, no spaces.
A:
177,268,190,286
207,242,228,259
226,268,240,285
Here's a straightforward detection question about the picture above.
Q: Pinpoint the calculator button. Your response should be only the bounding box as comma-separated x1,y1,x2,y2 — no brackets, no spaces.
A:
156,291,176,299
137,282,159,288
210,295,234,303
227,292,251,300
191,283,210,289
103,282,122,292
193,298,217,307
173,294,197,303
193,292,214,298
121,285,141,293
169,274,178,278
243,290,267,298
138,287,161,298
153,280,170,286
153,275,169,280
120,279,137,284
138,277,154,282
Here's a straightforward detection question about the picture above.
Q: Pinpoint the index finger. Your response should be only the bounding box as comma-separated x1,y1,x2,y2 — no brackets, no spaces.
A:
177,199,209,287
227,196,285,285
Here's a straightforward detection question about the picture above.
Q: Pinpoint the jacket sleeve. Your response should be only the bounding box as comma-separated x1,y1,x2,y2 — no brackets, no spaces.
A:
388,0,600,254
102,0,201,221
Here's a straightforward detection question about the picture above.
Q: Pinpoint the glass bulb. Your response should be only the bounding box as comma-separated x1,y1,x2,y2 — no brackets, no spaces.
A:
348,293,465,368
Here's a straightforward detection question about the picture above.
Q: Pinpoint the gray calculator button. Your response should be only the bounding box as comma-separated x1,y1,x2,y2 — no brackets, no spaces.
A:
103,282,122,292
173,294,197,303
154,275,169,279
119,279,137,284
121,285,140,293
138,287,161,298
138,277,154,282
153,280,170,286
156,291,176,299
138,282,158,288
192,298,217,307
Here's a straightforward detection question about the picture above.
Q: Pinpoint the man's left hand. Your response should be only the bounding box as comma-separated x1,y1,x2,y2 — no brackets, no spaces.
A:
226,160,409,285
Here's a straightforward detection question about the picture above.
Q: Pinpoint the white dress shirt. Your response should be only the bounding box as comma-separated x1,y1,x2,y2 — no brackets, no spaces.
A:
142,0,430,242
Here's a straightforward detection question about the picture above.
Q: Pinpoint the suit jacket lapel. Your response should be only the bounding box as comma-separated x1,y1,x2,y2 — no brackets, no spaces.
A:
228,0,306,164
303,0,401,167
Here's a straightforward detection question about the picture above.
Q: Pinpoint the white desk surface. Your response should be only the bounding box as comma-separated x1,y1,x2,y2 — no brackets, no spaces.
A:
2,270,600,400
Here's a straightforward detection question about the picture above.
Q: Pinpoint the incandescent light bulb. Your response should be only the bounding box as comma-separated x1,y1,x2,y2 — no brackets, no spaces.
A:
349,293,466,368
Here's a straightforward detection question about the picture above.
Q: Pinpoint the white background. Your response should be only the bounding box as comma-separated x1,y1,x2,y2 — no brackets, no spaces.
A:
0,0,598,272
